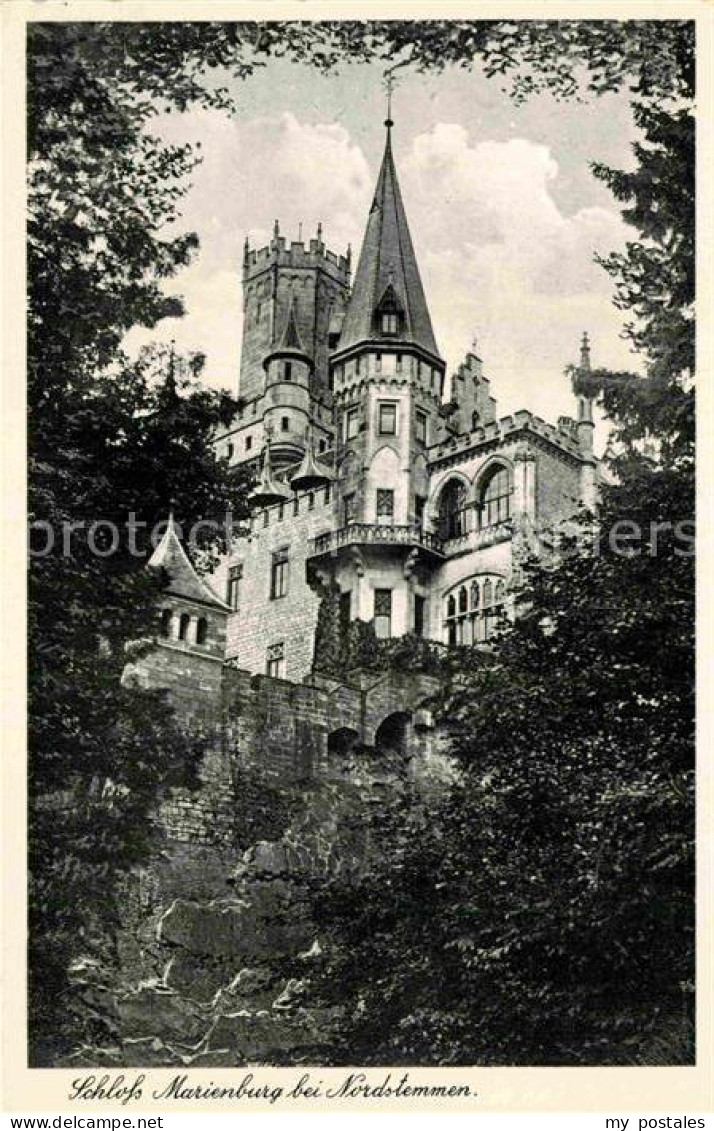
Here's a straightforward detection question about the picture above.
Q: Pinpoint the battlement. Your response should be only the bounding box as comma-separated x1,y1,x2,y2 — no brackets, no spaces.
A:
243,228,351,286
430,408,584,465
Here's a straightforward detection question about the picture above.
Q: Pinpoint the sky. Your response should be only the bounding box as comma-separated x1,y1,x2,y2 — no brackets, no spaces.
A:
125,54,642,431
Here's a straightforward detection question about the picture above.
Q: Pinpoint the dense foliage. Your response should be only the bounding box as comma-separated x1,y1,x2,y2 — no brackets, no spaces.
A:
27,30,250,1064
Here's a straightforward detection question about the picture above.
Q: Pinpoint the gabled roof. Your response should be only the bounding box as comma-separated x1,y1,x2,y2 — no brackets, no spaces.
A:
148,513,230,611
336,123,442,363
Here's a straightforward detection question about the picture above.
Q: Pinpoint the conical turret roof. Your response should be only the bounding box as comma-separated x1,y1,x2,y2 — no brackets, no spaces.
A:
148,512,230,610
249,442,293,506
336,122,442,363
263,293,313,371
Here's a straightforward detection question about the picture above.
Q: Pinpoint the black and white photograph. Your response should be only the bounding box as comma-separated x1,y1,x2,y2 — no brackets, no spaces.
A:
3,2,708,1114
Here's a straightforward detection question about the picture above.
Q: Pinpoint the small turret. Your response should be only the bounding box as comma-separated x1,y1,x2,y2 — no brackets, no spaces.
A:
250,438,292,507
575,331,594,455
290,427,335,493
262,294,314,467
573,332,597,510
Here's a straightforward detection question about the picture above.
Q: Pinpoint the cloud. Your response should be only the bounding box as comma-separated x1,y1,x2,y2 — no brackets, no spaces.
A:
126,111,371,390
126,111,637,435
398,124,634,421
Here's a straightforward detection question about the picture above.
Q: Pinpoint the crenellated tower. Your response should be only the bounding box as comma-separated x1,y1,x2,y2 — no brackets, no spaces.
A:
240,222,351,403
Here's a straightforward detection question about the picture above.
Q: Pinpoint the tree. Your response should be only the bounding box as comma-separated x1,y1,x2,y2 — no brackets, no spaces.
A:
27,27,255,1064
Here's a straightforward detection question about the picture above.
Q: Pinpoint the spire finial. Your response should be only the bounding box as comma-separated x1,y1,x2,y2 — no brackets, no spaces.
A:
298,221,303,242
383,68,398,131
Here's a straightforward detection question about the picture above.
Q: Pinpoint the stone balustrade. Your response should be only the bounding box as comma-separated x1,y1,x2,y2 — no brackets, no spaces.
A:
309,522,445,559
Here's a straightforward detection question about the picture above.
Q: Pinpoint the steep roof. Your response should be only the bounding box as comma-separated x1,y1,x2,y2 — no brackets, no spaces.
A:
336,123,442,363
148,513,230,611
263,292,313,371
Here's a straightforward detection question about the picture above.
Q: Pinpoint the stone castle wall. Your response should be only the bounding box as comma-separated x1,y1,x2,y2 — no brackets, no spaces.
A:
156,661,445,846
214,485,336,681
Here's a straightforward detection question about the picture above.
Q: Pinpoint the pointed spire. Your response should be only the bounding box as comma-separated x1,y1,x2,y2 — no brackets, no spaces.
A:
335,110,442,363
148,510,230,610
263,292,314,373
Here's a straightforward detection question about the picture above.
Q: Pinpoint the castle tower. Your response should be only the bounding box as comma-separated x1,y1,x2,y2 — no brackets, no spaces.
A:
123,512,230,722
261,293,314,468
239,221,351,403
309,111,446,638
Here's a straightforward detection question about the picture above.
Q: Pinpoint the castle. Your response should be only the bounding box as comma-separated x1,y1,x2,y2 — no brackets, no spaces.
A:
132,113,601,798
210,112,599,681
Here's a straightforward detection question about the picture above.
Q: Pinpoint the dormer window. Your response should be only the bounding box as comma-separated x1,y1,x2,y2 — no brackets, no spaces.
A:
375,282,403,338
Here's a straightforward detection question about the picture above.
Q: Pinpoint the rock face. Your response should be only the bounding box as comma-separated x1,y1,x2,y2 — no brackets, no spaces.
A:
67,768,428,1067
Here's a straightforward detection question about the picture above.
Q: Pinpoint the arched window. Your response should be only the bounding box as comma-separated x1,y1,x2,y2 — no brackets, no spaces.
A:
196,617,208,645
437,479,468,540
159,609,172,638
444,575,508,646
477,464,511,529
178,613,191,641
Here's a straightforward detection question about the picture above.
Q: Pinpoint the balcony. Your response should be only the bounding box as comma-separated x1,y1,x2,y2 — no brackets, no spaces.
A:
309,522,445,561
440,519,514,557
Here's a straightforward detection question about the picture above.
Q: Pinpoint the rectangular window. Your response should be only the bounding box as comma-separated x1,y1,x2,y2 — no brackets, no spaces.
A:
378,402,397,436
382,312,398,334
344,492,357,525
270,548,289,599
281,416,289,431
284,362,292,381
374,589,392,639
415,410,427,444
245,435,253,451
345,406,359,440
376,488,395,521
227,564,243,610
414,595,426,638
266,642,285,679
